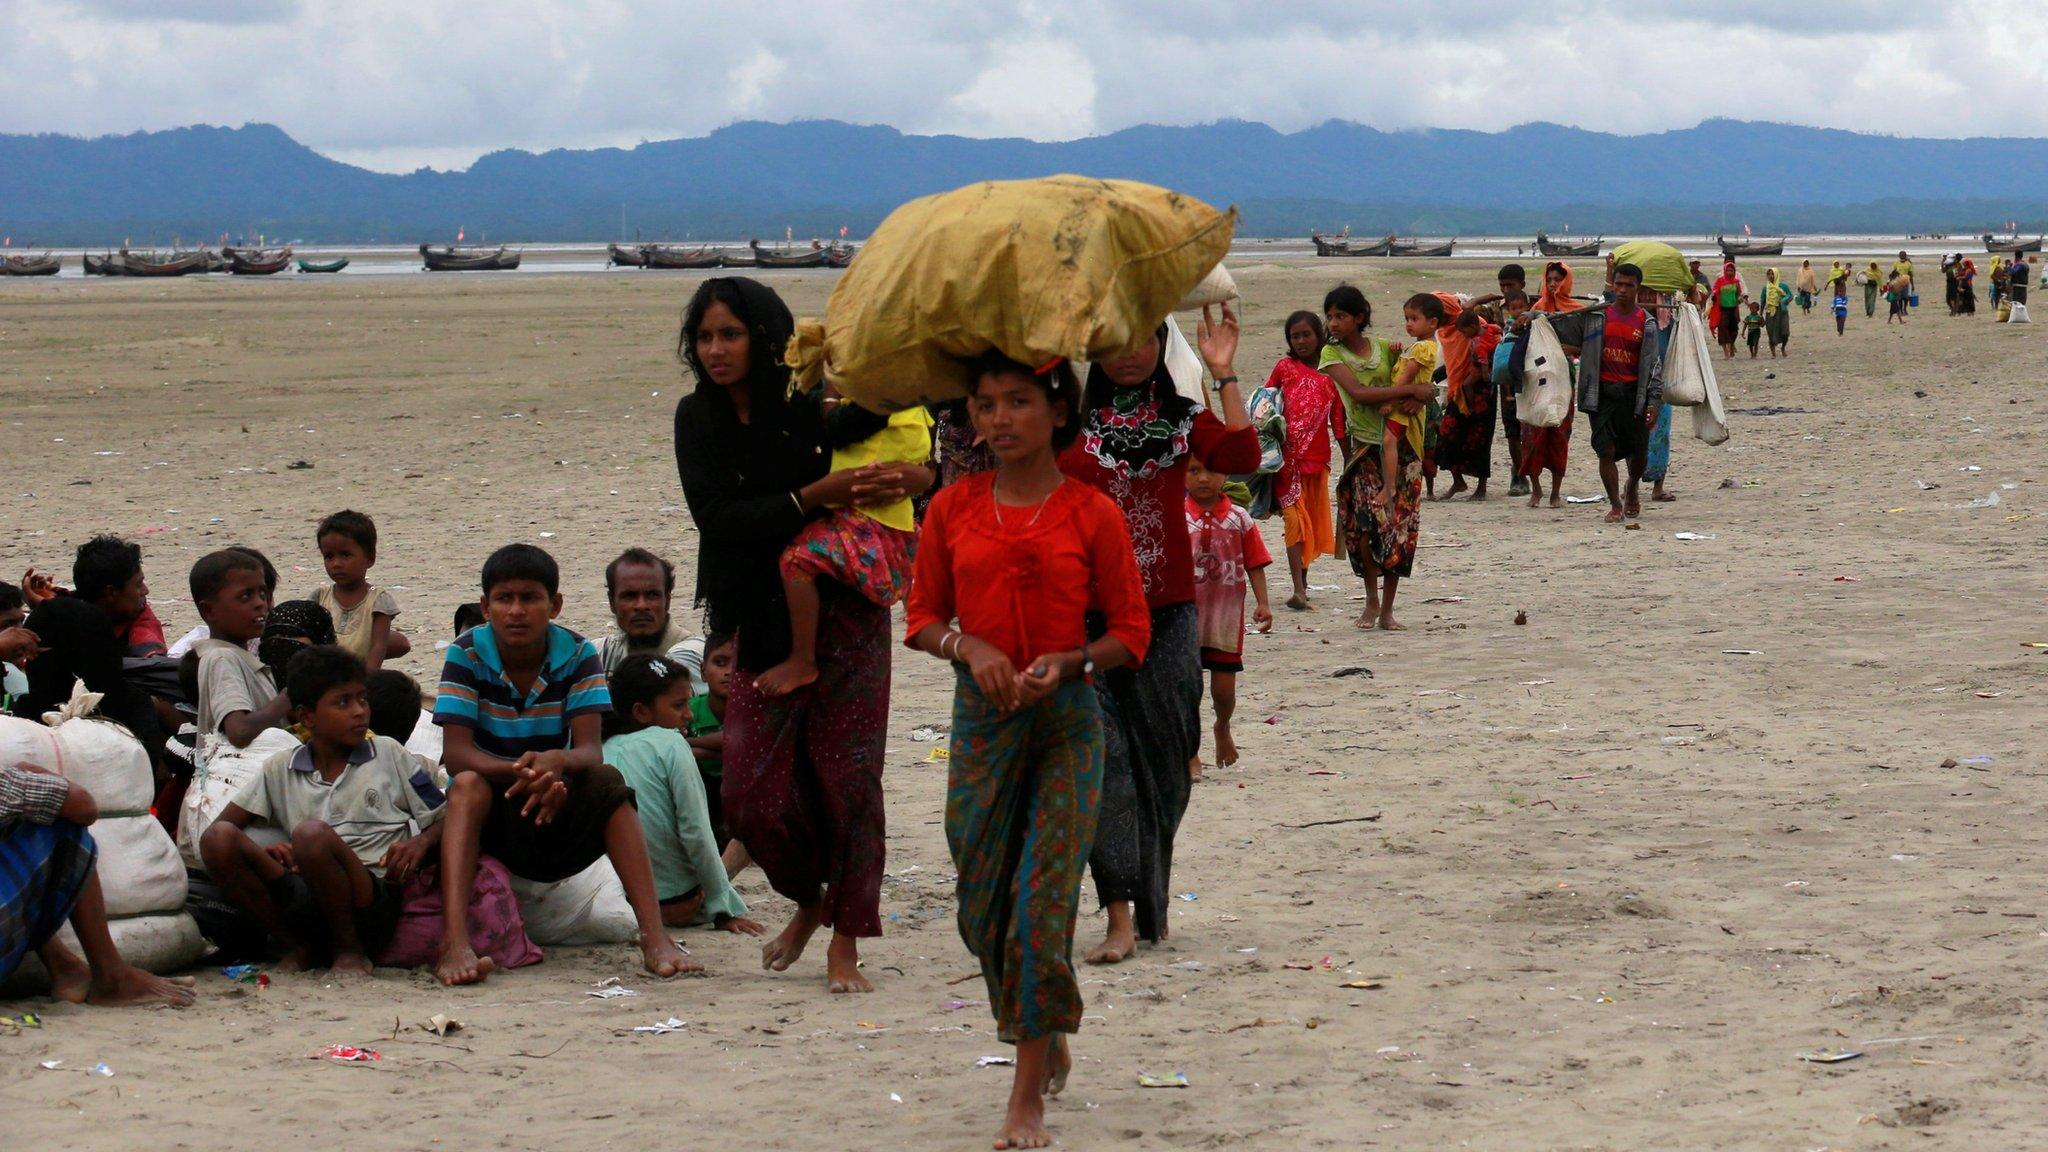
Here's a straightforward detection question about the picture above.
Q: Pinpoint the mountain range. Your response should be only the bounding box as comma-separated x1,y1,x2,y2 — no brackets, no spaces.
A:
3,119,2046,245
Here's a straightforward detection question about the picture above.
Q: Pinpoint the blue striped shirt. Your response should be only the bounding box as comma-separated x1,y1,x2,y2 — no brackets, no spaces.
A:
433,623,611,760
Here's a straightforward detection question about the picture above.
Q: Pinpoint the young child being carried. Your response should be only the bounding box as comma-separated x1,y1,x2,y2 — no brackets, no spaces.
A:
1381,296,1441,509
310,511,411,672
602,654,761,933
1185,459,1272,778
431,543,694,985
199,645,445,974
754,392,933,697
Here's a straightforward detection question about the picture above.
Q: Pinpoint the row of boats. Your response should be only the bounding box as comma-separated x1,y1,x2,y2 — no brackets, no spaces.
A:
1312,231,2048,260
607,240,857,270
0,247,345,276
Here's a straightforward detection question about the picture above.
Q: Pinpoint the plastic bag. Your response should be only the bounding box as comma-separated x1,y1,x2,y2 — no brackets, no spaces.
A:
1661,303,1713,407
787,176,1236,410
1518,315,1573,428
178,727,300,870
1247,384,1286,474
505,858,637,946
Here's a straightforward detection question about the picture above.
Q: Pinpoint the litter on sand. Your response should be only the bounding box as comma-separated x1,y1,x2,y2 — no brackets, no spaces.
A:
924,747,950,762
1974,691,2003,699
1800,1049,1863,1064
1177,892,1198,902
1422,596,1466,604
1138,1072,1190,1089
587,985,640,999
976,1055,1017,1068
630,1017,689,1035
1564,495,1605,504
1330,666,1374,679
909,725,948,742
1722,649,1762,655
311,1045,380,1062
2,1013,43,1029
1338,980,1385,990
1673,532,1718,541
1960,492,2003,508
420,1015,464,1037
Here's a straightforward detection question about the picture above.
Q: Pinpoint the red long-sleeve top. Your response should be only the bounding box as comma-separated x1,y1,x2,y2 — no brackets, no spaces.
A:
904,474,1152,672
1059,408,1260,609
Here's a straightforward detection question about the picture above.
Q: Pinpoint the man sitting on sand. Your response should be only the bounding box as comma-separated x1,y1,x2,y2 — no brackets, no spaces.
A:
596,548,704,686
1,761,197,1007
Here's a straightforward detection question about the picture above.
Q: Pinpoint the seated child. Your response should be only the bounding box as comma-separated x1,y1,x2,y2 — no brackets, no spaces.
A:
190,550,291,756
310,510,411,671
0,761,198,1005
200,645,446,974
754,393,933,697
1742,300,1764,357
431,543,694,985
685,632,733,843
1185,460,1272,777
367,668,422,744
452,601,484,639
601,654,760,933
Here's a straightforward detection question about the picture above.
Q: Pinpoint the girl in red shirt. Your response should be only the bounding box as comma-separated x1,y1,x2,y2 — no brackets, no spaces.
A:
1057,305,1259,965
1265,310,1339,610
906,353,1150,1152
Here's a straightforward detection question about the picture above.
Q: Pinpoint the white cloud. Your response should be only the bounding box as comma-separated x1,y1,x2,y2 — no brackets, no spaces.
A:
1,0,2045,171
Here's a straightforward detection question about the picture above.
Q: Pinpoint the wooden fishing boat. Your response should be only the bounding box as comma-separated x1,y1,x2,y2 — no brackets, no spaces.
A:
83,253,115,276
1982,233,2044,254
420,243,522,271
296,257,350,273
1535,232,1600,257
824,244,857,269
1389,237,1457,257
180,248,227,273
1,253,61,276
1312,232,1395,257
608,243,648,267
716,249,755,268
115,249,210,276
1717,235,1785,257
227,247,293,275
641,244,724,270
749,240,829,269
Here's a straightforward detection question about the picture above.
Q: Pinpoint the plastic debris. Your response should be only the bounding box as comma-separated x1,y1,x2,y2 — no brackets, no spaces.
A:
1564,495,1604,504
37,1060,62,1070
1974,691,2002,699
1422,596,1466,604
1800,1049,1863,1064
976,1055,1017,1068
1330,666,1374,679
924,747,950,762
311,1044,380,1062
1673,532,1717,541
0,1013,42,1030
1960,492,2002,508
420,1015,464,1037
1177,892,1198,902
1722,649,1762,655
631,1017,688,1035
587,985,640,999
889,1093,904,1104
909,725,947,742
1834,575,1861,582
91,1062,113,1077
1338,980,1384,990
1138,1072,1190,1089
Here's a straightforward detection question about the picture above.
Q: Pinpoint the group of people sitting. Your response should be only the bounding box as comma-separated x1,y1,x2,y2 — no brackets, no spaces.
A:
2,522,756,995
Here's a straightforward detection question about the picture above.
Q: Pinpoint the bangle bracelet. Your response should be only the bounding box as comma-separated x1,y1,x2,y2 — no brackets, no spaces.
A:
789,491,805,515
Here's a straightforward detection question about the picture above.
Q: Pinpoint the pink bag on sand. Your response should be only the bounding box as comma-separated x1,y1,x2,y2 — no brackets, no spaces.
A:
375,855,544,971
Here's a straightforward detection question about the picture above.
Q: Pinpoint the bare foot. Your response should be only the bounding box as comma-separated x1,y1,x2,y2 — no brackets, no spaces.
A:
274,946,316,975
1187,755,1204,783
1044,1034,1072,1098
1603,507,1624,524
753,657,818,698
762,905,822,972
1624,501,1641,519
1549,494,1562,508
86,964,197,1008
1526,490,1542,509
1377,614,1407,632
642,932,702,978
1468,488,1487,501
1353,610,1377,630
826,933,872,993
330,951,375,977
1444,478,1468,499
1084,924,1137,965
995,1092,1050,1150
1284,594,1311,612
42,943,91,1005
1214,722,1238,767
434,941,495,986
1653,491,1678,503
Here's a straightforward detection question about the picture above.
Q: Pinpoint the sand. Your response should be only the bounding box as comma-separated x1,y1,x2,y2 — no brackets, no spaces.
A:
0,261,2041,1150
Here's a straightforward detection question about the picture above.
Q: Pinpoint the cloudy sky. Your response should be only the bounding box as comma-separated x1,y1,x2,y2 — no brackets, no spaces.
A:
4,0,2043,171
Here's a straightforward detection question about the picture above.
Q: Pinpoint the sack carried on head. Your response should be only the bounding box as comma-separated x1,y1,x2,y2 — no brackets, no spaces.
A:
787,176,1236,411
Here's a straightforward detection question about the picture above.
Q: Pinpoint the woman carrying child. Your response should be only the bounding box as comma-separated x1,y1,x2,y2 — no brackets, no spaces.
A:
672,277,933,994
906,352,1150,1151
1434,301,1502,502
1263,311,1338,611
1318,286,1433,630
1057,307,1257,964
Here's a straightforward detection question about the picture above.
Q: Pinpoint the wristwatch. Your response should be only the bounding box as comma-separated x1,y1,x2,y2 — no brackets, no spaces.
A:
1077,648,1096,679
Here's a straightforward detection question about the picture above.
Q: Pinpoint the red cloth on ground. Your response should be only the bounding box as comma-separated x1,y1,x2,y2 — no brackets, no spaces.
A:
905,474,1151,671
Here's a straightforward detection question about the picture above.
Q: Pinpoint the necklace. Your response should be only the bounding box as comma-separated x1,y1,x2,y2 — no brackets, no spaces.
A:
992,476,1060,529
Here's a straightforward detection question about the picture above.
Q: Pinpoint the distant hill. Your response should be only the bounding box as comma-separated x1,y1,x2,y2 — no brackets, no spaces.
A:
3,119,2047,245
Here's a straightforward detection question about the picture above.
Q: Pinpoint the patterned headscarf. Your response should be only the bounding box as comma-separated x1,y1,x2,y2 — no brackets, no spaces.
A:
259,599,336,680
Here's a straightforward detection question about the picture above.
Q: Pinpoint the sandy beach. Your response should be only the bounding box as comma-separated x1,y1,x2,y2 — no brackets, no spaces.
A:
0,259,2041,1150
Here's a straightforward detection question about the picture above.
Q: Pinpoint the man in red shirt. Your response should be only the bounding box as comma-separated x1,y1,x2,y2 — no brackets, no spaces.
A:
1542,263,1664,523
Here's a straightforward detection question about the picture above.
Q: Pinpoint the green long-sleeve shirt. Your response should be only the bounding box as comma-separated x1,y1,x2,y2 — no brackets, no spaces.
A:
601,727,746,922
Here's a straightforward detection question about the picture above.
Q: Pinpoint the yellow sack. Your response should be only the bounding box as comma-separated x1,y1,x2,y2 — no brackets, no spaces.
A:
787,175,1236,411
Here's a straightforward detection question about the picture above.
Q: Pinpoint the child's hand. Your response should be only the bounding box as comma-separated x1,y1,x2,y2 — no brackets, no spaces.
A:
1252,606,1273,633
19,569,55,606
507,754,570,824
0,626,42,665
379,837,429,884
265,842,297,872
717,915,768,937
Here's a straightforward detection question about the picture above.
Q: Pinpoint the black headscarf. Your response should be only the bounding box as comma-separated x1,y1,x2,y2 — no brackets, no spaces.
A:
259,600,336,682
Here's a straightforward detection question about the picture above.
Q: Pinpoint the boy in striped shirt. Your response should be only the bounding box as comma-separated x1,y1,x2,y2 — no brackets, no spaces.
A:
432,543,694,985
